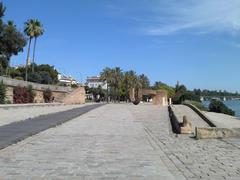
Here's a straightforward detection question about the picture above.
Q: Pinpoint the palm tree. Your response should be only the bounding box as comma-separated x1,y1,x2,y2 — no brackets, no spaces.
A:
100,67,114,102
31,19,44,73
100,67,123,102
124,70,138,101
138,74,150,89
24,19,35,81
100,67,113,84
112,67,123,102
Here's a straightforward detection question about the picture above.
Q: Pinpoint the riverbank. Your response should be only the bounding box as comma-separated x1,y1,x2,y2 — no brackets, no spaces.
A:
203,100,240,117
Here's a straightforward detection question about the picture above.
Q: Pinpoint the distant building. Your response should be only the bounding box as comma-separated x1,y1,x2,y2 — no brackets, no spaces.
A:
58,74,78,86
85,76,107,90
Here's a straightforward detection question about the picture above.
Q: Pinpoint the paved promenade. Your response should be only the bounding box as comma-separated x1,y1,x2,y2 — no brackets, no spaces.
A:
0,104,90,127
0,104,104,150
0,104,239,179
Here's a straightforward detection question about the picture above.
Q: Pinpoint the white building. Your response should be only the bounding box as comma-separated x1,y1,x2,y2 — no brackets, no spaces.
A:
85,76,107,90
58,74,78,86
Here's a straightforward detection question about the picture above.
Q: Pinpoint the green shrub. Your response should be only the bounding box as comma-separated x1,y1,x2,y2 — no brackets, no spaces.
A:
43,88,52,103
209,100,235,116
39,71,53,84
27,72,42,83
184,100,208,111
0,81,6,104
173,91,200,104
27,85,36,103
71,84,78,88
27,71,53,84
14,76,24,80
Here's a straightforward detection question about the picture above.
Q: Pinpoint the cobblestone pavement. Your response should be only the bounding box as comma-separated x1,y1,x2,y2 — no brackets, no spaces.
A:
0,104,179,179
204,112,240,128
0,104,239,179
130,104,240,180
0,104,104,150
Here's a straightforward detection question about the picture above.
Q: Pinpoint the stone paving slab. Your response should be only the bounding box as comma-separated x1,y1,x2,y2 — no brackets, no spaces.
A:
0,104,178,179
204,112,240,128
130,104,240,180
0,103,95,127
0,104,239,179
0,103,104,150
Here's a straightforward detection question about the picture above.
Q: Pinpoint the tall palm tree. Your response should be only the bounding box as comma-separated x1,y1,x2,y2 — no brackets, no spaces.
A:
31,19,44,73
24,19,35,81
100,67,114,102
124,70,137,101
112,67,123,102
138,74,150,89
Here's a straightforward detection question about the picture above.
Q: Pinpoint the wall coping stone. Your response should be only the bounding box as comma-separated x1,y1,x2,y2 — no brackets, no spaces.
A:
0,76,73,92
0,103,65,109
183,103,216,127
195,127,240,139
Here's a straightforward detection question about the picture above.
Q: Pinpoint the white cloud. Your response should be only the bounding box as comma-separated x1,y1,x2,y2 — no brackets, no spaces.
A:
144,0,240,35
230,42,240,48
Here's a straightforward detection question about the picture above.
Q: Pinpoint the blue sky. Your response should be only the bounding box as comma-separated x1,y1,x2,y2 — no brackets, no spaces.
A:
3,0,240,92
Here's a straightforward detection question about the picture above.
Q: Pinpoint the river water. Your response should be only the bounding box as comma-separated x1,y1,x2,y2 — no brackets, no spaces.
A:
202,100,240,118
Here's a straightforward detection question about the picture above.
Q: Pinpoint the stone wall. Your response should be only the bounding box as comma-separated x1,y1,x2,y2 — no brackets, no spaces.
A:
195,127,240,139
61,87,85,104
0,76,72,92
1,76,85,104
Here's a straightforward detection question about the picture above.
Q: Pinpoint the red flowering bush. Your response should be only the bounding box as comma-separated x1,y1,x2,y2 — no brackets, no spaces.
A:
13,85,36,104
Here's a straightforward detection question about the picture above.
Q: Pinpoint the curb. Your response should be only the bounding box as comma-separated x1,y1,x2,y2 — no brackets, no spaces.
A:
0,103,65,109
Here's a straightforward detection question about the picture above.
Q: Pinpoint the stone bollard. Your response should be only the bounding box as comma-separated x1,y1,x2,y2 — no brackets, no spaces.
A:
180,115,192,134
169,98,172,105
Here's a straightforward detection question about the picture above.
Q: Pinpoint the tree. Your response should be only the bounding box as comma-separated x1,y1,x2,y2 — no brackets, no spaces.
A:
10,64,58,85
123,70,138,101
0,2,5,30
111,67,123,102
0,21,26,75
27,72,42,83
0,3,26,75
24,19,36,80
153,81,175,98
38,71,52,84
209,100,235,116
31,19,44,73
100,67,113,102
172,82,187,104
35,64,58,83
138,74,150,89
